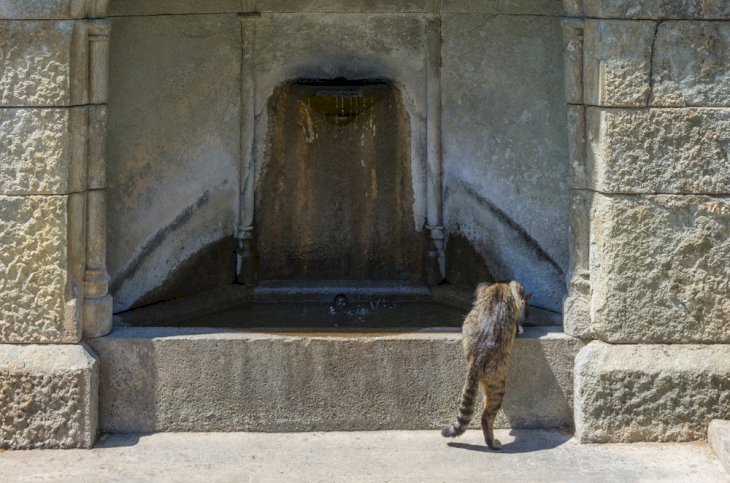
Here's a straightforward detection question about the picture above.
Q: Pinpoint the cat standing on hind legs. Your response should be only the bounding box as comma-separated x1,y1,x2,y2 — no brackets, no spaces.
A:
441,281,529,450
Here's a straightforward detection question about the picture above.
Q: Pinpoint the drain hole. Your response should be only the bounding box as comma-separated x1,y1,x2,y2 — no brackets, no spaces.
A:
334,294,348,310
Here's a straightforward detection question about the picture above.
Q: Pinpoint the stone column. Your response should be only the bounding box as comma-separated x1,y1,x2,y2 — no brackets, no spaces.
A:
563,0,730,442
561,17,591,336
0,1,110,448
83,20,113,338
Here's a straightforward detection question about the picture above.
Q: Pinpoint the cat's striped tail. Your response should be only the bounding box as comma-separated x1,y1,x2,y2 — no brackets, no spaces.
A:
441,359,481,438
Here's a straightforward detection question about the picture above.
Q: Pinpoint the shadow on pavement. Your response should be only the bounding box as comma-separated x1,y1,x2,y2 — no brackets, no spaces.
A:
447,429,573,454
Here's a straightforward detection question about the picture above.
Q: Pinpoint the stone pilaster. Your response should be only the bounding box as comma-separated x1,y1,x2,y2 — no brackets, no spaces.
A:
82,20,112,338
0,4,109,449
567,1,730,442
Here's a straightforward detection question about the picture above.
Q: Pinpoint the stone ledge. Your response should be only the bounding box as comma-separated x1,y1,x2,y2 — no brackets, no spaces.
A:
709,420,730,473
0,344,98,449
89,326,582,432
575,342,730,443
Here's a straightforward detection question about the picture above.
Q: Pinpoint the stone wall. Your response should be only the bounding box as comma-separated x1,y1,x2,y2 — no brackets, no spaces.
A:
563,0,730,441
0,0,108,448
105,0,570,314
0,0,728,449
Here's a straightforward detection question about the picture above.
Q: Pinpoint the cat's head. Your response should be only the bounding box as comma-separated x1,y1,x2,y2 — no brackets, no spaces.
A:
509,280,532,322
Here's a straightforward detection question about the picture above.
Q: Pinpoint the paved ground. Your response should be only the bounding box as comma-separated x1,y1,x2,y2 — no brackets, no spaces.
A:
1,430,727,482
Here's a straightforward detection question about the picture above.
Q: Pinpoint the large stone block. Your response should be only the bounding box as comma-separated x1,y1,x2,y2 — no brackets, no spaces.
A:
89,327,581,432
587,108,730,194
589,194,729,343
651,22,730,107
583,0,730,20
0,0,107,19
575,342,730,442
583,19,654,107
0,344,98,449
0,107,87,195
0,195,85,343
0,20,86,106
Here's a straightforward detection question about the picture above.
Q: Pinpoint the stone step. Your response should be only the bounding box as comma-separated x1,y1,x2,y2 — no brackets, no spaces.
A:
88,326,582,433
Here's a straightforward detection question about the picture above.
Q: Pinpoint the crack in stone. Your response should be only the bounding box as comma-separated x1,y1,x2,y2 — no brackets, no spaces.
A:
646,20,661,107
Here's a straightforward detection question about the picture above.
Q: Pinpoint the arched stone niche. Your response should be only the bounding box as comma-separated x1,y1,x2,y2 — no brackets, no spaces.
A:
104,4,570,320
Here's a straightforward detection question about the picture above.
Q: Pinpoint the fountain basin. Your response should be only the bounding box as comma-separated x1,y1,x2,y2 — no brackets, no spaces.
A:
89,326,581,433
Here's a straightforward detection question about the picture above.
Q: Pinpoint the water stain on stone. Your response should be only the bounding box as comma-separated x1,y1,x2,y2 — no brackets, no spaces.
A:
129,236,236,310
257,78,425,282
445,232,495,289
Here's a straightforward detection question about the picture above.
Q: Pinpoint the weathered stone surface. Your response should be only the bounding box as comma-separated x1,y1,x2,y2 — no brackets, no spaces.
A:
562,0,583,17
441,0,562,15
249,12,430,242
0,0,107,19
250,12,429,124
583,19,654,107
562,19,584,105
107,15,240,312
589,194,729,343
257,0,435,12
442,14,569,312
575,342,730,442
583,0,730,19
587,108,730,194
563,275,590,338
0,107,87,195
709,420,730,473
563,191,591,338
89,327,581,432
652,22,730,107
567,105,586,188
0,20,85,107
108,0,239,15
0,195,84,343
0,344,98,449
107,0,562,15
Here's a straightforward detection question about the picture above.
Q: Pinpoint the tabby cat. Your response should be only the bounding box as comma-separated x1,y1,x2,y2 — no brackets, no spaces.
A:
441,281,528,449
